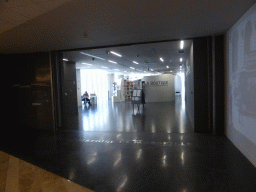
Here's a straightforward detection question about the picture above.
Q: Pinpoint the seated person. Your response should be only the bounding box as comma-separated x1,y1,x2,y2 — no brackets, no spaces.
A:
82,91,91,105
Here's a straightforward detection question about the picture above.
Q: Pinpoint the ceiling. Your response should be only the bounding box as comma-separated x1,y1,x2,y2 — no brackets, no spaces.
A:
0,0,255,54
63,40,192,75
0,0,70,34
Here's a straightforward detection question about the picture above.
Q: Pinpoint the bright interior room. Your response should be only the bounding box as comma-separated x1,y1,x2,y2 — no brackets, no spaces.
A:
2,1,256,191
62,40,194,133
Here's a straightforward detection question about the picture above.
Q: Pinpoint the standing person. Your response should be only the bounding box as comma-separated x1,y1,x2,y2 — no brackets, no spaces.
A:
83,91,91,105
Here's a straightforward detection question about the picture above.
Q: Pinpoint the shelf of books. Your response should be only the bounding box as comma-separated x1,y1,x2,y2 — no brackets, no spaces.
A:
124,80,144,101
124,80,133,101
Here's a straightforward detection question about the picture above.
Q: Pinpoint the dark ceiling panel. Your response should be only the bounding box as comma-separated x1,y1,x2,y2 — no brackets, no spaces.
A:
0,0,255,53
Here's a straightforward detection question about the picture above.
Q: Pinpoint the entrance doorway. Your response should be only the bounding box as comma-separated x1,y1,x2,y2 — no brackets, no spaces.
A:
58,40,194,133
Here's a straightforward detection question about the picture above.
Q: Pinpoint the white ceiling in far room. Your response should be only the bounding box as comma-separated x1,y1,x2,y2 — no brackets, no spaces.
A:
64,40,192,75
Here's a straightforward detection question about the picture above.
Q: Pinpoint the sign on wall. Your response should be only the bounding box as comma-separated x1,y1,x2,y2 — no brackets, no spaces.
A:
145,81,169,86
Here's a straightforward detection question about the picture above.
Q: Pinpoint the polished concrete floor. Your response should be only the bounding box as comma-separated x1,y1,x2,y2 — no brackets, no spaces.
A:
64,95,193,133
1,97,256,191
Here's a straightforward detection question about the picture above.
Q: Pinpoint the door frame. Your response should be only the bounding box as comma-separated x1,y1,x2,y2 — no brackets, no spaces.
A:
51,36,225,133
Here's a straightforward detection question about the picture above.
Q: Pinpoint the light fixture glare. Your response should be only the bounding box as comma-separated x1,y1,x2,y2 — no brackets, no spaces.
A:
108,60,117,64
82,63,92,65
80,52,106,60
110,51,122,57
180,40,184,49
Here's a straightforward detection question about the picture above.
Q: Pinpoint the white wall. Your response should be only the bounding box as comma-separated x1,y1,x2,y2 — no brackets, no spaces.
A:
108,73,114,99
142,74,175,102
76,69,82,107
185,43,194,128
225,3,256,167
175,75,181,94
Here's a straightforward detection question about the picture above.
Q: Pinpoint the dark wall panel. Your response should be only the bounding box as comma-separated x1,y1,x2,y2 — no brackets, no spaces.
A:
214,35,225,134
61,61,78,116
8,52,54,131
193,37,212,133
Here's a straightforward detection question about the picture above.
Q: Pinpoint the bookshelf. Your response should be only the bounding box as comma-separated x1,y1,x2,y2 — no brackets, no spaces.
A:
124,80,144,101
133,80,142,89
131,81,145,112
124,80,134,101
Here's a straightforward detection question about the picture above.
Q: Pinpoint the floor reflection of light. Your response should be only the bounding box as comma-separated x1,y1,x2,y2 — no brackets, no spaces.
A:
87,157,96,165
162,151,167,167
179,108,185,133
117,175,128,192
119,117,123,129
82,116,89,131
163,154,167,164
136,149,142,160
80,93,189,132
68,167,75,180
117,124,123,132
167,125,171,133
151,123,156,133
181,151,185,166
90,117,94,131
114,151,122,167
125,122,131,132
87,152,98,165
82,100,111,131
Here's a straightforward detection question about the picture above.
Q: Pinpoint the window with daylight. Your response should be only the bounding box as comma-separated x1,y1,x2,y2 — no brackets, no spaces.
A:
80,69,109,100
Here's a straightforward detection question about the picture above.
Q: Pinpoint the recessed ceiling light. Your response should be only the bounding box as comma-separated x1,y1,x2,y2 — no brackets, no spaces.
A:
180,58,183,62
108,60,117,64
180,40,184,49
160,57,164,62
80,52,105,60
166,66,169,68
82,63,92,65
150,69,154,71
130,67,135,69
101,66,108,69
133,61,139,64
110,51,122,57
63,58,68,61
